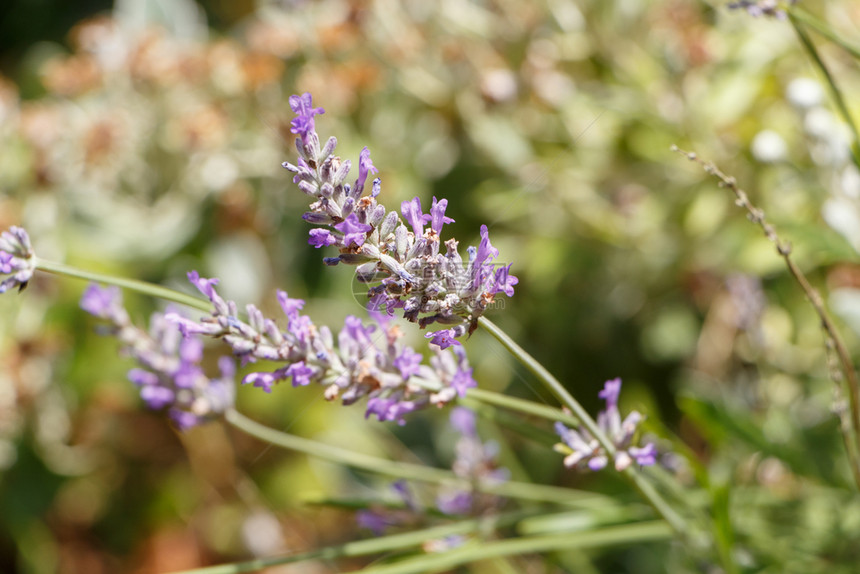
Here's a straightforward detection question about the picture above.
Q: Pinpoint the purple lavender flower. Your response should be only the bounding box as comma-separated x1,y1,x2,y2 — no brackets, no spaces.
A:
429,196,454,235
308,228,337,248
393,347,422,380
285,361,316,387
727,0,796,19
167,272,477,424
354,481,419,535
401,197,431,236
491,264,518,297
356,510,390,536
80,284,236,430
449,406,477,435
0,226,36,294
554,378,658,472
435,406,508,515
355,146,378,196
289,93,325,143
281,94,517,347
80,284,127,322
425,329,462,350
334,213,372,247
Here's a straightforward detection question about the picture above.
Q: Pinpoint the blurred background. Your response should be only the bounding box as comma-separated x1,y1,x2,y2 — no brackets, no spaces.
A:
2,0,860,571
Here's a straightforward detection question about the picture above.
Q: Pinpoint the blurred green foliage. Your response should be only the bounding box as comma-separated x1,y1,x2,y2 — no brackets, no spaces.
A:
2,0,860,572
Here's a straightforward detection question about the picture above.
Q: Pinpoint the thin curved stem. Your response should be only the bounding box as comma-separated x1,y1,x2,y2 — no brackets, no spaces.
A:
477,317,689,537
225,409,608,508
169,517,670,574
168,510,532,574
788,12,860,171
465,387,580,427
789,7,860,60
673,146,860,490
34,258,211,312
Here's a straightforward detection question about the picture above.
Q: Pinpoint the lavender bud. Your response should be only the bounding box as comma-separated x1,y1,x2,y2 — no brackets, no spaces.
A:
356,262,382,283
320,136,337,159
379,211,400,239
302,212,335,225
297,180,318,196
395,224,409,259
369,204,387,228
342,197,356,219
333,159,352,186
338,253,375,264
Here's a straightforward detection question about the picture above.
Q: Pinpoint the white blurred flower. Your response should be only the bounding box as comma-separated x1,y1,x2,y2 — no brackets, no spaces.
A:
822,196,860,253
751,130,787,163
786,78,823,109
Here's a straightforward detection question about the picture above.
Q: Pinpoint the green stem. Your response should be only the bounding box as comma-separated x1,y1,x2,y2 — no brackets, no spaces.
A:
34,258,211,312
168,510,532,574
790,7,860,61
788,13,860,171
225,409,608,508
476,317,689,537
466,388,580,427
169,517,670,574
358,521,671,574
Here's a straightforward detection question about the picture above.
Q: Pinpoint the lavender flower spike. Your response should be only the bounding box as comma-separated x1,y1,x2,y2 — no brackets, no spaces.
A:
282,93,518,348
0,226,36,294
167,272,478,425
436,406,508,515
554,377,658,472
80,283,236,430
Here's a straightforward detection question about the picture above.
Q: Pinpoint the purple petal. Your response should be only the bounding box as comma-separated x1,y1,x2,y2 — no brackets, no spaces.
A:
333,213,372,247
598,378,622,410
400,197,431,236
140,385,175,410
288,93,325,140
393,347,422,380
286,361,315,387
80,284,123,318
308,228,337,248
429,196,455,234
629,443,658,467
355,146,378,195
450,406,477,436
425,329,461,350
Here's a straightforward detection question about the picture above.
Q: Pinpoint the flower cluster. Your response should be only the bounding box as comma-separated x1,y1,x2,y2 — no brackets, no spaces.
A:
554,378,657,472
436,407,509,515
166,271,477,424
0,226,35,294
80,284,236,429
282,93,518,348
357,408,508,536
727,0,797,19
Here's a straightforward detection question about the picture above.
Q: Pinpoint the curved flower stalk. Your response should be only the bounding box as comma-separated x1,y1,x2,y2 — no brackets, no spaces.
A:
554,378,657,472
0,226,36,293
79,284,236,430
282,93,518,348
166,271,477,424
